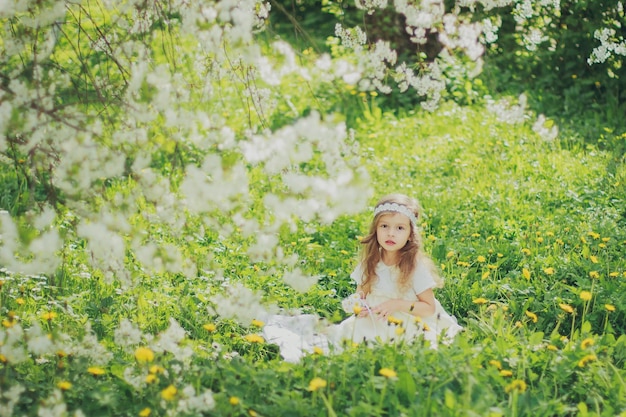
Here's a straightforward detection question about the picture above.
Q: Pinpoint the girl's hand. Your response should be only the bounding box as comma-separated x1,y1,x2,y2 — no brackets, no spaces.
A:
370,299,404,320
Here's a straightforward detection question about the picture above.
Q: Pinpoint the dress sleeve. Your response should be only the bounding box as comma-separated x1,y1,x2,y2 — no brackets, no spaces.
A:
411,260,437,295
350,263,364,285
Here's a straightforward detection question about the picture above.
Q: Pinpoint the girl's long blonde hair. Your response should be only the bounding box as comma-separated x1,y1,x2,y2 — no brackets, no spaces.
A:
358,194,442,295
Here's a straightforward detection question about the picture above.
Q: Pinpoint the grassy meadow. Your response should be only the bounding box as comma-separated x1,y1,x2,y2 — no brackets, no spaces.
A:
2,97,625,416
1,4,626,416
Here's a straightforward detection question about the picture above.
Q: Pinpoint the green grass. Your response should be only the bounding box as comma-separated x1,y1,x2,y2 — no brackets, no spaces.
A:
1,3,626,414
2,98,625,416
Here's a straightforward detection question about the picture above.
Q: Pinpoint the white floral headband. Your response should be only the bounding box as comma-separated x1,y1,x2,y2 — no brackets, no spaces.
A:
373,202,417,227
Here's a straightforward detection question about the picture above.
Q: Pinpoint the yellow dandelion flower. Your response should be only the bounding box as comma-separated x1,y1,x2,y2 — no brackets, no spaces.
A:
605,304,615,312
522,268,531,280
395,327,406,336
489,360,502,369
581,338,594,349
379,368,397,378
308,377,327,391
414,316,422,323
497,253,504,258
473,297,489,305
249,409,258,416
229,396,241,405
590,255,599,264
161,385,177,401
556,238,564,245
387,316,403,325
139,408,151,417
599,243,606,249
87,367,106,376
546,231,555,237
243,334,265,343
589,271,600,279
2,319,14,328
499,370,513,377
505,379,527,393
42,311,57,321
559,303,575,314
482,271,490,279
251,319,265,327
145,374,157,384
543,267,555,275
203,323,217,332
577,354,597,367
446,251,455,259
134,347,155,363
581,236,588,244
353,304,363,315
525,311,538,323
149,365,165,374
536,237,544,243
57,381,72,391
601,237,610,242
588,231,600,239
471,233,481,238
16,298,25,306
477,255,486,263
521,248,531,255
579,291,592,301
547,344,558,351
313,346,324,355
0,354,6,363
609,272,618,277
423,323,430,332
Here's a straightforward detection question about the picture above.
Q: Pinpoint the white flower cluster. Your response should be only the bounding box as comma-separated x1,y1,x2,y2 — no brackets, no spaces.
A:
209,282,272,325
281,267,320,293
0,384,25,417
0,210,62,275
439,15,485,61
341,293,369,314
393,61,446,111
588,27,626,65
532,114,559,141
335,24,367,52
354,0,388,15
485,94,529,124
152,318,194,363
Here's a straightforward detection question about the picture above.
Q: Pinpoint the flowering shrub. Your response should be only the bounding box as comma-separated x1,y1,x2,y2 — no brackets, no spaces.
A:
0,1,625,416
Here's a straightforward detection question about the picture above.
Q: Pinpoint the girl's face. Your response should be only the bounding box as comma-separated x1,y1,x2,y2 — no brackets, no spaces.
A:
376,212,412,256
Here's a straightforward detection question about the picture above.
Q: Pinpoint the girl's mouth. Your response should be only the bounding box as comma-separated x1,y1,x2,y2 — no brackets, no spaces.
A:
385,240,395,246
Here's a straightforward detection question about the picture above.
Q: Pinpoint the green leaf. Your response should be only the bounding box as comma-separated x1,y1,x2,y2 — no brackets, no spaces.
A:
397,371,416,402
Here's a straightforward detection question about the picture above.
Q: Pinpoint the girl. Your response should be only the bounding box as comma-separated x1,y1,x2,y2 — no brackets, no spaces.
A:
329,193,461,345
263,194,462,362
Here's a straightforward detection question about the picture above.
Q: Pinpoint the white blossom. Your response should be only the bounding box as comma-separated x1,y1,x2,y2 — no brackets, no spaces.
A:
114,318,143,348
282,267,320,293
209,282,272,325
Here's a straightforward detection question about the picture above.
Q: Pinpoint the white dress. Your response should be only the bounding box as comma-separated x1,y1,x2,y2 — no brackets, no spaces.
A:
262,261,462,362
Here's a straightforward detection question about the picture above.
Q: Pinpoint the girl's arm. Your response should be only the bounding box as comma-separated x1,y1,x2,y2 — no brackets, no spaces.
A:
365,289,436,319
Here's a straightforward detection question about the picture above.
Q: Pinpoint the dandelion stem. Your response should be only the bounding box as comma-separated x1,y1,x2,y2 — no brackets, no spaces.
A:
319,392,338,417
